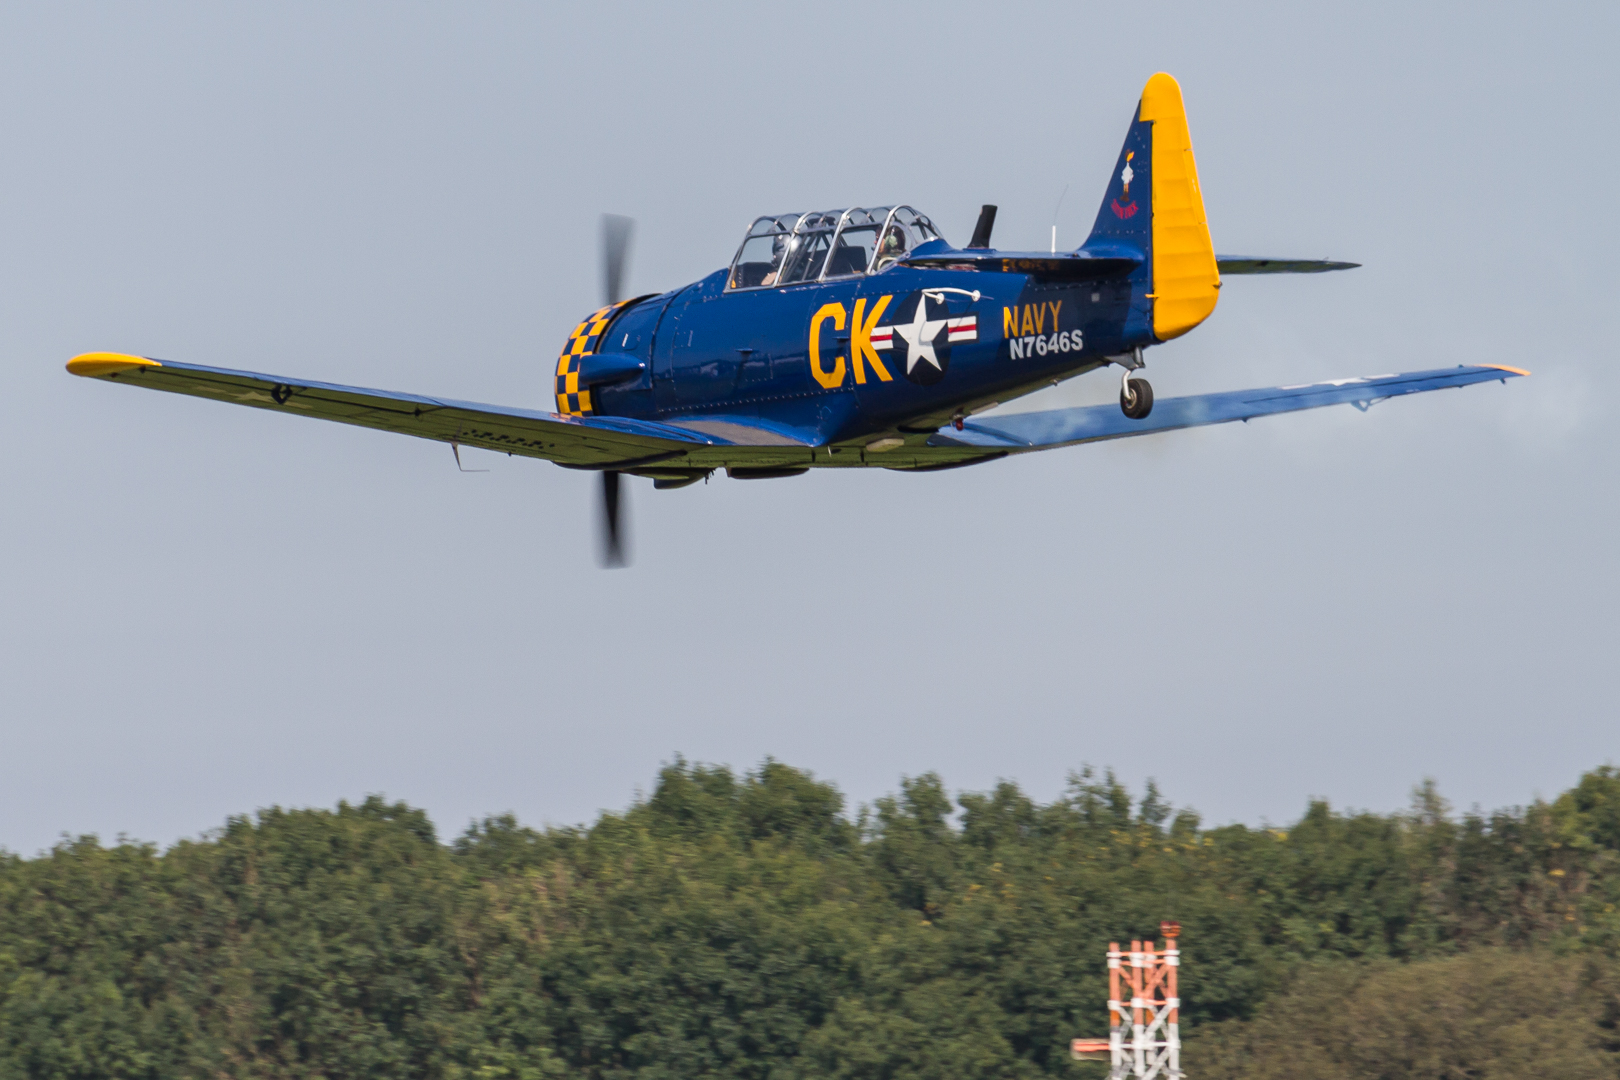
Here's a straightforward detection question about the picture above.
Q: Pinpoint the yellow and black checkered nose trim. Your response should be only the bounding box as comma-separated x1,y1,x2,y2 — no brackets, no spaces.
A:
555,301,632,416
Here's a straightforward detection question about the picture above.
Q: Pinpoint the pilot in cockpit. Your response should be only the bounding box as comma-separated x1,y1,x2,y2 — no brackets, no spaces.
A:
873,225,907,271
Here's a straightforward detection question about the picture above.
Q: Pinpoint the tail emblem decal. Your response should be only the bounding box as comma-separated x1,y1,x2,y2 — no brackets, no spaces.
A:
1111,151,1138,219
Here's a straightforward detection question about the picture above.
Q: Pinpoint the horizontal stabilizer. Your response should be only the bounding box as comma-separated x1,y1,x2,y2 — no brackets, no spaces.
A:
930,365,1526,451
1217,256,1360,274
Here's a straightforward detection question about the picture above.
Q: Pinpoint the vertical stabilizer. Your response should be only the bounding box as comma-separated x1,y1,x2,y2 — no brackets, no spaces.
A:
1084,73,1220,341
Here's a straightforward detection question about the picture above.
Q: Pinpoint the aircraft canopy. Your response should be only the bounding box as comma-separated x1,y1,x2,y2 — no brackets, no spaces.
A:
727,206,940,290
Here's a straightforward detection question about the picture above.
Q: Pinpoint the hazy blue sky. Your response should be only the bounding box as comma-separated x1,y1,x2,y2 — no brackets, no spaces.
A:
3,1,1615,853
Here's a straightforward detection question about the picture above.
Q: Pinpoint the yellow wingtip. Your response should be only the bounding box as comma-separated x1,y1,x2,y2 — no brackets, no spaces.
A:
67,352,161,377
1482,363,1531,376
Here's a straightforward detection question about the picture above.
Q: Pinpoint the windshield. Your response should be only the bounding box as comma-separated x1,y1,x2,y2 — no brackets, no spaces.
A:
728,214,797,289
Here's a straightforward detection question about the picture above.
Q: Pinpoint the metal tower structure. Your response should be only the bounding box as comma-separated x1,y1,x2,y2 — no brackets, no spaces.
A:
1071,921,1182,1080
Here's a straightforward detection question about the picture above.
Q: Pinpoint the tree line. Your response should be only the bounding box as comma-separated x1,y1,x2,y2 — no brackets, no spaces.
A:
2,760,1617,1079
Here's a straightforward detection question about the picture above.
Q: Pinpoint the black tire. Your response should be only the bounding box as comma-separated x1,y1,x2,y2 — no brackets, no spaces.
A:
1121,377,1154,419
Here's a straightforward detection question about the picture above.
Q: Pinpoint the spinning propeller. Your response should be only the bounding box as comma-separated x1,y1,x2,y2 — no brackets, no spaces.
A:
597,214,634,568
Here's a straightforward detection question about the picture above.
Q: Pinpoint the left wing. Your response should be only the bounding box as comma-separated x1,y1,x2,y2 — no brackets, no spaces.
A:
924,365,1526,455
65,352,723,470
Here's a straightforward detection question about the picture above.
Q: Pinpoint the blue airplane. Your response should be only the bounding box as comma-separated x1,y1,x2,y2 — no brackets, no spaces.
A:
69,73,1524,566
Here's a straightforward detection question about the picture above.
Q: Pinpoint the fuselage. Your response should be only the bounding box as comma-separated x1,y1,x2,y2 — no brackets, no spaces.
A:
583,250,1156,447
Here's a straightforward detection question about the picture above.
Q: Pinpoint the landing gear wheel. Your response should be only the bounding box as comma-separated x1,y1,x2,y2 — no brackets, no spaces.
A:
1121,377,1154,419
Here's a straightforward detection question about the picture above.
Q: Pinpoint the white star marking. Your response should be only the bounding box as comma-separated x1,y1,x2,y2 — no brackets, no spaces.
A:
893,294,946,373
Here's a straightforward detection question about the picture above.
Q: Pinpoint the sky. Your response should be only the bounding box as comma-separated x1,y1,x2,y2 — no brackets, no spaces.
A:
2,1,1616,854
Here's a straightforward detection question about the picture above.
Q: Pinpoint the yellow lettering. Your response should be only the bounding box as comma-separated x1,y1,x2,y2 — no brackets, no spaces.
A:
1020,307,1035,336
809,302,847,389
1048,300,1062,329
1003,306,1018,338
851,295,893,384
1032,305,1046,333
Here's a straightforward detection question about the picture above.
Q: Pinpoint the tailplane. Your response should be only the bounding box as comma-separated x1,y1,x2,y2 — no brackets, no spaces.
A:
1081,73,1219,341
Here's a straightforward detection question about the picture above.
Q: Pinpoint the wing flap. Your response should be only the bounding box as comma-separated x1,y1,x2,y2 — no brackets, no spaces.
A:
938,365,1526,450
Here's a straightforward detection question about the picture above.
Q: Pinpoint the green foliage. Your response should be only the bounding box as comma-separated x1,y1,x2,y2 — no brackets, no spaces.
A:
1188,950,1620,1079
2,761,1618,1079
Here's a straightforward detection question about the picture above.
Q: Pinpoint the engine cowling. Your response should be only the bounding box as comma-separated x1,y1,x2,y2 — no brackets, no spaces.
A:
554,299,634,416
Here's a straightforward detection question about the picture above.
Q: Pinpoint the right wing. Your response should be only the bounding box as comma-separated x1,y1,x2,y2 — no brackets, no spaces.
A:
926,365,1526,454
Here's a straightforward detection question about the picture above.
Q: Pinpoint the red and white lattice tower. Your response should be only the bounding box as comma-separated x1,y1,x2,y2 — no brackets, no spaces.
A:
1071,921,1182,1080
